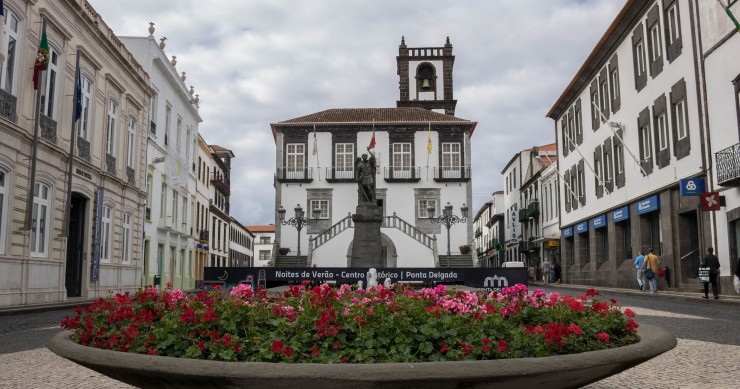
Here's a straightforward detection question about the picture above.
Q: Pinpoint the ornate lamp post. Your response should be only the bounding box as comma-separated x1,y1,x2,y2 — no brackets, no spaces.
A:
428,202,469,267
278,204,320,257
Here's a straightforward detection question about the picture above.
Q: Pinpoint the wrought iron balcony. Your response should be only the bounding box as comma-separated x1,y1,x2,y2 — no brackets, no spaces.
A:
383,166,421,182
40,114,57,144
527,200,540,218
199,229,209,242
275,167,313,183
325,167,354,182
433,166,471,182
106,154,116,175
77,137,90,162
0,88,17,123
518,208,528,221
211,171,231,195
716,143,740,187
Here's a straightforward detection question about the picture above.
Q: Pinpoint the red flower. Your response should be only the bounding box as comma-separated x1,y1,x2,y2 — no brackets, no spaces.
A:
271,340,284,354
567,323,582,335
625,319,639,333
497,339,507,353
624,309,636,318
585,288,599,296
439,341,449,354
282,346,295,357
597,332,610,344
311,346,321,357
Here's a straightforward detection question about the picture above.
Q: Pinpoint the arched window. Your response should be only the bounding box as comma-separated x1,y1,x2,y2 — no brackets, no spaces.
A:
416,63,436,92
40,45,60,118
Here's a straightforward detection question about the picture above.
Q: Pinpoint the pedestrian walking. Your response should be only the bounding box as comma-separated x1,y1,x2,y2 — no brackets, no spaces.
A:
634,251,646,291
642,248,661,294
734,256,740,294
701,247,721,300
553,261,562,284
542,258,552,285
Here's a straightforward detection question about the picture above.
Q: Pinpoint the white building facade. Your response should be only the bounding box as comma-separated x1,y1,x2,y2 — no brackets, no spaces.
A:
120,31,201,291
247,225,276,267
547,0,709,289
0,0,150,306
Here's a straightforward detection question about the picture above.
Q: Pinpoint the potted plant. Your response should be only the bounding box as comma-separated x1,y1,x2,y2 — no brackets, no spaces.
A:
278,247,290,255
459,244,471,254
50,284,676,388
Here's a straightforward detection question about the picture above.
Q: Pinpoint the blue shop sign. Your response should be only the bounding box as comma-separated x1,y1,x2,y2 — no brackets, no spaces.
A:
592,214,607,229
576,221,589,234
562,226,573,238
636,195,660,215
612,205,630,222
679,178,705,196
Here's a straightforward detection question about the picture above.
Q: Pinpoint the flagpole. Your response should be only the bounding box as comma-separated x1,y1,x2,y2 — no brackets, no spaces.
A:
61,51,81,237
426,121,430,181
24,18,46,231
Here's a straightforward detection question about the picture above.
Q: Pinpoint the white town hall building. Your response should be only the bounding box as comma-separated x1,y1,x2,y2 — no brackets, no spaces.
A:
271,38,477,268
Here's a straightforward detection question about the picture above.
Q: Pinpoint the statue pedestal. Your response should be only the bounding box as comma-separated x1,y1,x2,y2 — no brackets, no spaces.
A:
351,203,383,267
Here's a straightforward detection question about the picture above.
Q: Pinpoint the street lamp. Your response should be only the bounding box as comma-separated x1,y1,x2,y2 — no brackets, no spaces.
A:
428,202,469,267
278,204,320,257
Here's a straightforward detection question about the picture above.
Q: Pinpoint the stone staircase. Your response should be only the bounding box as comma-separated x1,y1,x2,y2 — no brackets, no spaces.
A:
437,255,474,268
274,256,308,267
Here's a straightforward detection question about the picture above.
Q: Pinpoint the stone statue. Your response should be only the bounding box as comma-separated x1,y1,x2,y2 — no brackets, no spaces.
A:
357,280,363,290
384,278,392,288
355,147,377,204
366,268,378,288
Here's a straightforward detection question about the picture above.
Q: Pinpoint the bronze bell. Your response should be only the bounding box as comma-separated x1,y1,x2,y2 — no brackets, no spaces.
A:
422,79,431,89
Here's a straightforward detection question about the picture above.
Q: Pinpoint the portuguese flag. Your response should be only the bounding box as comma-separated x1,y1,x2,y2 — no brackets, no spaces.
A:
33,27,50,90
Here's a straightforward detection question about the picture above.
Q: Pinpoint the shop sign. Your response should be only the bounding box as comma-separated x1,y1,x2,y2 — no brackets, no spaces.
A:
679,178,704,196
636,195,659,215
612,206,630,222
576,221,589,234
592,214,607,229
562,226,573,238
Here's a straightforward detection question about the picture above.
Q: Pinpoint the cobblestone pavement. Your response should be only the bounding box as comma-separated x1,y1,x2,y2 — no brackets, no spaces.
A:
0,286,738,388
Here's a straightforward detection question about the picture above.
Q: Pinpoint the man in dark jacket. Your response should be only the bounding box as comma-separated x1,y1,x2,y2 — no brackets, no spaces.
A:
701,247,721,299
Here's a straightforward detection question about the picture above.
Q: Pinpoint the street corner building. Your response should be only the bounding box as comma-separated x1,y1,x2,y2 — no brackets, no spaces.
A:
546,0,740,292
270,37,479,269
0,0,152,306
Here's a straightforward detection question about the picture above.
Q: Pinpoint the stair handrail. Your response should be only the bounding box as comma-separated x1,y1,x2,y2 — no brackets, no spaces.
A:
310,213,354,250
383,212,435,250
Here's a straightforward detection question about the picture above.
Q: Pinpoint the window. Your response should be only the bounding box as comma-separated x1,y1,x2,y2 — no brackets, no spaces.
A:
675,99,687,140
615,142,624,174
146,174,153,216
657,113,668,150
149,93,157,133
599,75,609,122
164,105,171,146
100,205,112,263
646,6,663,77
286,143,305,179
649,24,661,62
0,170,6,254
610,68,620,104
335,143,354,179
418,199,437,219
40,46,59,118
106,99,117,155
259,236,270,244
664,1,682,62
636,41,646,76
641,124,652,159
122,213,131,264
77,76,92,139
259,250,270,261
577,165,585,205
667,4,679,43
127,117,136,168
392,143,412,177
605,147,614,185
1,8,20,94
186,129,191,167
30,183,50,256
171,189,178,226
181,195,187,229
310,199,329,219
441,142,461,178
160,183,166,221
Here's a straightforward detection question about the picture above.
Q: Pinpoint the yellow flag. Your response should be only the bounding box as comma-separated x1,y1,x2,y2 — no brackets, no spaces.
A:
426,123,432,154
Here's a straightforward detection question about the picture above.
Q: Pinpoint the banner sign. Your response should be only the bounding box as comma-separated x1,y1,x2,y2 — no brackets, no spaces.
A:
91,187,103,282
592,214,607,229
576,221,589,234
679,178,704,196
562,226,573,238
204,267,529,292
510,210,518,244
636,195,660,215
612,206,630,223
700,192,721,211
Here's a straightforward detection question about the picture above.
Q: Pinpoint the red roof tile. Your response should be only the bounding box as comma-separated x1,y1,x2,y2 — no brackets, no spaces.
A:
276,108,475,125
246,225,276,233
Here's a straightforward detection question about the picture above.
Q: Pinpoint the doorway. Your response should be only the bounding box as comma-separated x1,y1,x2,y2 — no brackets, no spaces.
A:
678,212,699,285
65,194,86,297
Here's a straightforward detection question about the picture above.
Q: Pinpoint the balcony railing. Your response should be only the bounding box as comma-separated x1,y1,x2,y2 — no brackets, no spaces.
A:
40,114,57,144
716,143,740,187
77,137,90,162
275,167,313,182
433,166,471,182
518,239,539,252
325,167,354,182
199,229,209,242
527,200,540,218
0,88,17,123
383,166,421,182
106,154,116,175
518,208,528,221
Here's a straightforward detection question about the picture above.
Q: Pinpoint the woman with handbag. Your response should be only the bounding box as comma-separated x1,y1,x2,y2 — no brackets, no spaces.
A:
642,248,660,294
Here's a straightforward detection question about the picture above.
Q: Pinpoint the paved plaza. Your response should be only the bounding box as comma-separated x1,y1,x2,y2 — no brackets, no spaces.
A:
1,285,738,388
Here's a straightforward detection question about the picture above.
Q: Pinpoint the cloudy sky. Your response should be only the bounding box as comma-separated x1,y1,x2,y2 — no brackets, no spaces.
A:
87,0,623,226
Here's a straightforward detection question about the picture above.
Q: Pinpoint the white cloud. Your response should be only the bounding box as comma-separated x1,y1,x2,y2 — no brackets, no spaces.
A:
88,0,623,225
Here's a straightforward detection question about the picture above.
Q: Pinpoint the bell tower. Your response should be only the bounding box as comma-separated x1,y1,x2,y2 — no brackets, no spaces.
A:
396,36,457,116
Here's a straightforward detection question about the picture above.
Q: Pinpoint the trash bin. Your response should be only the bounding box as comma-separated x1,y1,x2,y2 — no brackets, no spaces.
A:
153,274,161,287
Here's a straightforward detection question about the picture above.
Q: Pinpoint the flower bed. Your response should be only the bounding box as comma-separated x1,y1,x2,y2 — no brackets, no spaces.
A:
60,283,639,364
